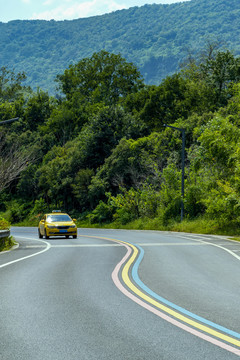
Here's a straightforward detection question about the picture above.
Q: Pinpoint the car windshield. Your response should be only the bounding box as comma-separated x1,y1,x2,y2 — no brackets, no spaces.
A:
46,215,72,222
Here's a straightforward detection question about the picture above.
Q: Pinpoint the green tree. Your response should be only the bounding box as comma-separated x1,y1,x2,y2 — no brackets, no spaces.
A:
124,74,207,131
201,50,240,105
36,106,146,210
186,112,240,224
24,89,56,131
88,133,164,206
182,48,240,108
67,105,146,171
71,168,94,211
56,50,144,105
0,67,29,102
40,105,78,146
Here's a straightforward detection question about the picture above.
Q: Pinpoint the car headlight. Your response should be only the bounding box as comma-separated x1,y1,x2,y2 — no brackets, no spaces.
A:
69,225,76,228
47,225,56,228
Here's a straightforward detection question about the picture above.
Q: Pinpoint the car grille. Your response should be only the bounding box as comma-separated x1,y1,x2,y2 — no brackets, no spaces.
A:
57,226,70,229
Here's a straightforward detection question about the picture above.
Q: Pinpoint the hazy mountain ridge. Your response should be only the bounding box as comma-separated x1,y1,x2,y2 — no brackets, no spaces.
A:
0,0,240,93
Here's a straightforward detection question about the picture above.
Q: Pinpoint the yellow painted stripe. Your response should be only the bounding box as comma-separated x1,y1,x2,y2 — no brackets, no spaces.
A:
79,235,240,348
121,242,240,348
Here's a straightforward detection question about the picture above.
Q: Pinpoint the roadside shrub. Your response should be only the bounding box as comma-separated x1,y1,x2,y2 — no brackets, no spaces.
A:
0,216,10,230
184,184,206,219
138,184,161,218
114,207,137,225
203,181,240,226
30,198,49,216
109,188,140,225
4,200,26,223
87,201,113,224
156,163,182,224
158,196,182,225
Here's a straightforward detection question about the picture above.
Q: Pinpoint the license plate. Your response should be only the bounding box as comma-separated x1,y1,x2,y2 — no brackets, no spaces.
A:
59,230,67,233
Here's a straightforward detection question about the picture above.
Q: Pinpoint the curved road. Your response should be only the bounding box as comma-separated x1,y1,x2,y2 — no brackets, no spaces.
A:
0,227,240,359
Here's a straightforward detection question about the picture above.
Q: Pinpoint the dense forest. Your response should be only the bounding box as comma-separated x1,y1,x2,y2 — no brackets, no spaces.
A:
0,0,240,93
1,45,240,234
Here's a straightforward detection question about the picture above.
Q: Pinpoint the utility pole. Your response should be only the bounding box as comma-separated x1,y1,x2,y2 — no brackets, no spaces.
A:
164,124,185,222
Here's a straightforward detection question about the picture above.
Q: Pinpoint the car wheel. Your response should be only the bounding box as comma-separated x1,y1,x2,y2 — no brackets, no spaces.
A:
38,228,43,239
73,235,77,239
45,230,49,239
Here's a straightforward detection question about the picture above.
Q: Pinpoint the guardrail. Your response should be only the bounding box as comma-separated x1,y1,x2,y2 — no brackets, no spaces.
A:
0,230,10,238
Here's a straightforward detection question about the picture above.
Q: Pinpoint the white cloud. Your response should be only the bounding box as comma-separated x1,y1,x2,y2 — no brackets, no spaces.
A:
21,0,31,4
32,0,126,20
43,0,55,5
31,0,191,21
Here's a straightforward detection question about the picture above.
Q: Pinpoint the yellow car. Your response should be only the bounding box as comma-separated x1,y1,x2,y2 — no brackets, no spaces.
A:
38,211,77,239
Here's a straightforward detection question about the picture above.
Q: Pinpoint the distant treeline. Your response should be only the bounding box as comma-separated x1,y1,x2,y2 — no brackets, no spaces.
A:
0,0,240,93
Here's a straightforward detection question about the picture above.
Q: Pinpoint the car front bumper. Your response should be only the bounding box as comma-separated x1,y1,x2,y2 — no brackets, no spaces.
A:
45,228,77,237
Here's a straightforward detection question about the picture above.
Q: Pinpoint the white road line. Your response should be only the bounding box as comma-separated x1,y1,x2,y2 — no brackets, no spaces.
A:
0,238,51,269
139,242,225,246
25,245,46,248
25,244,122,248
24,242,215,248
176,235,240,262
23,242,240,248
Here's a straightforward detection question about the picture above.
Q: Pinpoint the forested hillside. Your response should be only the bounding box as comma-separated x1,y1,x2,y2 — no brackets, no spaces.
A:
0,0,240,93
1,47,240,234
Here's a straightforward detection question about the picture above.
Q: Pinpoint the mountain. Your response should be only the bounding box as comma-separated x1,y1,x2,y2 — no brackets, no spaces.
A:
0,0,240,93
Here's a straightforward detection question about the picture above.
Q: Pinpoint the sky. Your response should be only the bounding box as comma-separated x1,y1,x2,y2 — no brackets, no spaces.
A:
0,0,191,23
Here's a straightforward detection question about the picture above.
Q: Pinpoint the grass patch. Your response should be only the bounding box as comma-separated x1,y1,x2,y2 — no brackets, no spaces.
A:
77,216,240,237
170,218,220,234
229,236,240,242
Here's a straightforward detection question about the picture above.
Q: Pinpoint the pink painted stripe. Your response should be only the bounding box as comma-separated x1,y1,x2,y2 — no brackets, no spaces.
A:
111,242,240,357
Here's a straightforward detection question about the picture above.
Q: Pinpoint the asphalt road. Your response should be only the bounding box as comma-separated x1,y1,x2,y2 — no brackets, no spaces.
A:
0,227,240,359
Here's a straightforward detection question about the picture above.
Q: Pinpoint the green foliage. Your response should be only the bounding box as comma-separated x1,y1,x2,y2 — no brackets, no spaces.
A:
40,105,78,145
0,235,15,253
17,164,39,200
204,181,240,224
109,188,141,225
88,134,160,205
0,66,29,102
156,164,182,225
72,168,94,211
124,75,192,131
57,50,144,104
200,50,240,105
182,46,240,109
2,46,240,236
73,105,146,170
108,185,161,225
3,200,28,223
193,115,240,177
23,89,56,131
87,200,114,224
0,216,10,230
31,198,49,216
184,183,206,219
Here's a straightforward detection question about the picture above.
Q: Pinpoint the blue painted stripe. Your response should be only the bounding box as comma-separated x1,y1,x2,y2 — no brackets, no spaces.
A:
131,243,240,340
